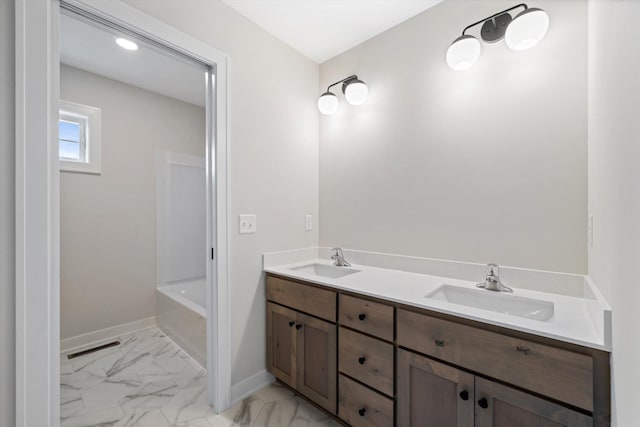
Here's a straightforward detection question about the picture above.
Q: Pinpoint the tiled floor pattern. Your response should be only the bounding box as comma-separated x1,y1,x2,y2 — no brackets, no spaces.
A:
61,328,341,427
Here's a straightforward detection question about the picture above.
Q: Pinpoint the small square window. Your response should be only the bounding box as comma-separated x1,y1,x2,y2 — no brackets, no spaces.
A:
59,100,101,174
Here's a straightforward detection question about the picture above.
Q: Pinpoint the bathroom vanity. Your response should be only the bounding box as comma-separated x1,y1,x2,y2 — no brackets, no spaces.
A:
264,258,610,427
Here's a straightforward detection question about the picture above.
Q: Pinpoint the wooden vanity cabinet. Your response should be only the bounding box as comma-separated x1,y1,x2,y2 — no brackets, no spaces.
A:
266,276,337,413
397,349,474,427
397,348,593,427
266,274,610,427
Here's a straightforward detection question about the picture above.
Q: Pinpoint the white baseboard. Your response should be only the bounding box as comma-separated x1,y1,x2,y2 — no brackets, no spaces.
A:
231,369,275,405
60,316,157,355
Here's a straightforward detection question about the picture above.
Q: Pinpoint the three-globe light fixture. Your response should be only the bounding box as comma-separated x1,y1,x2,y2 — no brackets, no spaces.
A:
317,75,368,115
446,3,549,71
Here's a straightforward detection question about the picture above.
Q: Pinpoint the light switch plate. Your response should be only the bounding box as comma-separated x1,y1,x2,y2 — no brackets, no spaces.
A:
239,214,256,234
305,214,313,231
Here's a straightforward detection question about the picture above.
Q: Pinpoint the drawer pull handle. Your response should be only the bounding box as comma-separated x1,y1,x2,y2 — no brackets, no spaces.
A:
478,398,489,409
516,346,530,355
459,390,469,401
288,321,295,327
435,339,445,347
358,408,366,417
358,357,366,365
358,313,366,321
295,324,303,330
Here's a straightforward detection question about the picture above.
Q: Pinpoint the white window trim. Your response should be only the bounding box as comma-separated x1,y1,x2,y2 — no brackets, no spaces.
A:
59,100,101,174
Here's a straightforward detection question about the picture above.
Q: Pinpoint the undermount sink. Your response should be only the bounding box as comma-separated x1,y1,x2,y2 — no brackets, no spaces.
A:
290,263,360,279
426,284,554,321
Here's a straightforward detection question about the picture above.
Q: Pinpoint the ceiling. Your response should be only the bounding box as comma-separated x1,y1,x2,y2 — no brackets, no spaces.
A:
60,12,206,107
221,0,445,63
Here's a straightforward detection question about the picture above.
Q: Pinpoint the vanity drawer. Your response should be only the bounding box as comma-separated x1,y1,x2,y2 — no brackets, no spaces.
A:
266,275,336,322
397,309,594,411
338,374,394,427
339,294,394,341
339,327,394,396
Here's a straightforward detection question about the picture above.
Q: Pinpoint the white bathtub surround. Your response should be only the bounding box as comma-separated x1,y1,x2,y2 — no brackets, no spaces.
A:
157,280,206,366
60,329,338,426
263,248,612,350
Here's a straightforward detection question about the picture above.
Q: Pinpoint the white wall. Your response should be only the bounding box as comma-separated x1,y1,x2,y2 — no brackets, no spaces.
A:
588,1,640,425
319,0,588,274
60,65,205,339
122,0,320,385
0,0,15,425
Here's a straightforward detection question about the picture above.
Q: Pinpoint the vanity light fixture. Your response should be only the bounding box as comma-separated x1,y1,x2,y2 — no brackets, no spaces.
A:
317,75,368,115
115,37,139,51
446,3,549,71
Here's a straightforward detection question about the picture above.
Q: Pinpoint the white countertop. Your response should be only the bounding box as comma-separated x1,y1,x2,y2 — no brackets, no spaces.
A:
264,258,610,351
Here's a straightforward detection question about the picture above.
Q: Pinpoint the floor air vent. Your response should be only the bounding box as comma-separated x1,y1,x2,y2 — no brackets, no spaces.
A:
67,340,120,360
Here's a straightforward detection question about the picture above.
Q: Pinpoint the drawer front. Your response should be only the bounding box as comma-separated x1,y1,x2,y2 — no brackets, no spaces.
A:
338,375,394,427
397,309,594,411
266,275,336,322
339,294,394,341
339,327,394,396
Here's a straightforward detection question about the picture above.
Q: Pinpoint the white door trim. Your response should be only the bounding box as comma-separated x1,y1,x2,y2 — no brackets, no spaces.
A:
15,1,231,425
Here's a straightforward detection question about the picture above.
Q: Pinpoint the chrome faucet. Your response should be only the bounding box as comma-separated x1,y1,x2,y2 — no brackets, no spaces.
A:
477,263,512,292
331,248,351,267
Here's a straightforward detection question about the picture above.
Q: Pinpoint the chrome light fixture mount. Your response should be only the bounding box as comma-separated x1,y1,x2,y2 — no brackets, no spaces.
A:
317,74,368,115
447,3,549,71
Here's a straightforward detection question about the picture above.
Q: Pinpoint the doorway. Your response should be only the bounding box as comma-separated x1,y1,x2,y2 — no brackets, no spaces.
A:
14,1,231,425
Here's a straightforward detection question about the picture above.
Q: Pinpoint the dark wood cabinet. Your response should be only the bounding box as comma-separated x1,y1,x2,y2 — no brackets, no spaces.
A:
397,348,474,427
475,377,592,427
266,291,337,412
397,348,593,427
266,302,297,388
297,312,337,412
266,274,609,426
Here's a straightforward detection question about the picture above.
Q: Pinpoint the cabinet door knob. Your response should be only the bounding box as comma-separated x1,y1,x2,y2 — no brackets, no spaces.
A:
434,339,445,347
358,408,366,417
358,357,366,365
478,398,489,409
516,345,530,355
459,390,469,401
295,324,303,330
358,313,366,321
289,321,295,327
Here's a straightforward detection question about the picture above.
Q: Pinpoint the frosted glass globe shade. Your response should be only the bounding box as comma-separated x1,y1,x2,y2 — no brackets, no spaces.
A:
344,80,368,105
505,8,549,51
446,35,481,71
317,92,339,115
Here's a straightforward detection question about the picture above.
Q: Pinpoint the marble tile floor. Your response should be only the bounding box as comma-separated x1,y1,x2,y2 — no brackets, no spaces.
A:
61,327,341,427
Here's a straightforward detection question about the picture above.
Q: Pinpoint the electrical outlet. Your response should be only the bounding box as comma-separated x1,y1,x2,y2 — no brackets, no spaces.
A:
305,215,313,231
239,214,256,234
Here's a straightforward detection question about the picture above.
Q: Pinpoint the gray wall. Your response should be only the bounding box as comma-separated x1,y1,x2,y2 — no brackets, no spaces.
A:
0,0,15,425
588,1,640,425
60,65,205,339
123,0,320,385
319,0,588,274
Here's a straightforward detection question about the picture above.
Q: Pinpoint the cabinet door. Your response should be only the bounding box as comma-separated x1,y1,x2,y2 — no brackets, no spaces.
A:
267,302,297,388
397,349,474,427
296,312,337,413
475,377,593,427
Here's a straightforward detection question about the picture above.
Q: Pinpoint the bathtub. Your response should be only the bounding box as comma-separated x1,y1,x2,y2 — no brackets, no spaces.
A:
156,279,206,366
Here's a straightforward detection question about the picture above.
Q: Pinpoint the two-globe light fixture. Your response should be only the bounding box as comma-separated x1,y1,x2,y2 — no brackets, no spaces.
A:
318,75,368,115
446,3,549,71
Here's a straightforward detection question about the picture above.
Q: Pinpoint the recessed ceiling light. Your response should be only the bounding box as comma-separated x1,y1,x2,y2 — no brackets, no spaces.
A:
115,37,139,51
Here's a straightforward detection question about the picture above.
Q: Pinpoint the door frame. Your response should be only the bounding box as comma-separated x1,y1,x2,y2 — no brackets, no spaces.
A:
14,1,231,425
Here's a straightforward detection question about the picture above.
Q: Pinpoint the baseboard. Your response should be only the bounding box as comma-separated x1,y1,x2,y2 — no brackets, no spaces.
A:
231,369,275,405
60,316,156,354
